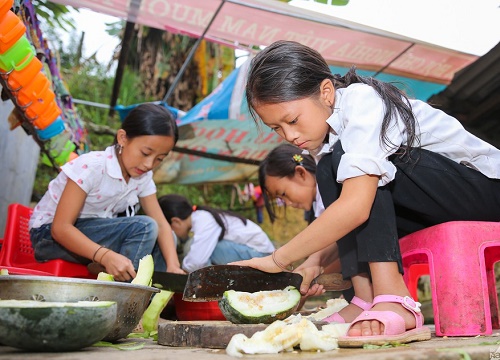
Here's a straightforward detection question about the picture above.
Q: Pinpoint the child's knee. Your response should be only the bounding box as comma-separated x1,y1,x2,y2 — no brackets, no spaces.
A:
135,215,159,240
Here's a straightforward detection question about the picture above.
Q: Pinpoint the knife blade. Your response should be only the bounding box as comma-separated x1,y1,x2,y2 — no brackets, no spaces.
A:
151,271,188,293
182,265,352,301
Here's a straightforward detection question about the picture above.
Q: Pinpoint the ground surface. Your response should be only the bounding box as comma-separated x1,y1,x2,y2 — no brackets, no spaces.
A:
1,327,500,360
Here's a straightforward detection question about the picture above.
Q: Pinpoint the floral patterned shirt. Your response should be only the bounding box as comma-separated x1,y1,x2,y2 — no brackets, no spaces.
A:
29,145,156,229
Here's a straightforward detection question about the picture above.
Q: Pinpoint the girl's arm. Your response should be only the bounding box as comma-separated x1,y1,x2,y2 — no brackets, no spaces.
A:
232,174,379,272
140,194,185,274
299,243,339,270
51,179,137,281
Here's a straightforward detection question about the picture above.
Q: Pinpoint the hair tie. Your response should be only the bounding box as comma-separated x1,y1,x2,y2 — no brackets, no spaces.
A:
192,205,197,211
292,154,303,165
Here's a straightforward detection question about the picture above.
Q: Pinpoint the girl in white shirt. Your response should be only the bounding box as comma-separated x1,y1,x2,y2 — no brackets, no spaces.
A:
158,194,275,273
259,143,348,310
29,103,184,281
233,40,500,347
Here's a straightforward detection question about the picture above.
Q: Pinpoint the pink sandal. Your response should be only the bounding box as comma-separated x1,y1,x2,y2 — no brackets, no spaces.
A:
337,295,431,347
323,296,372,323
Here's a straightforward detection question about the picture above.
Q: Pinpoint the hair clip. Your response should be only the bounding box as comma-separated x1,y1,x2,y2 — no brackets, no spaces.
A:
192,205,197,211
292,154,303,164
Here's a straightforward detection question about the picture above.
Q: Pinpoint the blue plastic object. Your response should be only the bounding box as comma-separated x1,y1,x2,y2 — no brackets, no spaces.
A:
35,116,64,140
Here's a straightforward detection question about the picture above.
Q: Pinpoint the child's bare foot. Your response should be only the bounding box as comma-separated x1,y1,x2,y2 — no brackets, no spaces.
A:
347,300,417,336
324,296,372,323
335,303,366,322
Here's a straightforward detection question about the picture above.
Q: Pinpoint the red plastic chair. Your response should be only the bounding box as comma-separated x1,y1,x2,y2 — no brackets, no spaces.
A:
0,265,53,276
404,263,430,301
400,221,500,337
0,203,95,278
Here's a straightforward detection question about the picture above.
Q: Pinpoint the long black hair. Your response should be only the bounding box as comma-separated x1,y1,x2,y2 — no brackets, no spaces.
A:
158,194,248,241
259,143,316,223
113,103,179,145
246,40,418,157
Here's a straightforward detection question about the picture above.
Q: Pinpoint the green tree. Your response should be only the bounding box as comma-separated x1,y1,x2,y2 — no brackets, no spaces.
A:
32,0,76,31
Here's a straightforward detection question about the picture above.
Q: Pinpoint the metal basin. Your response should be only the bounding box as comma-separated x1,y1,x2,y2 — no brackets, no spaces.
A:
0,275,159,342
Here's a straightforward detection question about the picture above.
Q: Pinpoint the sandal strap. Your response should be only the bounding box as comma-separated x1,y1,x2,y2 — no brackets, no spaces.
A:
372,295,424,327
323,297,372,323
350,296,372,311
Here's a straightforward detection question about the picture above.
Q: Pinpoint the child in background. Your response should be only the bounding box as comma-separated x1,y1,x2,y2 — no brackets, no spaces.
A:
257,126,355,312
259,143,346,310
259,143,323,224
252,185,265,224
29,103,185,281
233,40,500,346
158,194,275,272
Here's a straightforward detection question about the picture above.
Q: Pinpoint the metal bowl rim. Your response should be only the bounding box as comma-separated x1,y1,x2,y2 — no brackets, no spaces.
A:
0,275,160,293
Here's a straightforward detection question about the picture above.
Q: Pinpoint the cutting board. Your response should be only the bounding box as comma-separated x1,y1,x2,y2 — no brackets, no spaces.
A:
157,321,267,348
157,320,326,349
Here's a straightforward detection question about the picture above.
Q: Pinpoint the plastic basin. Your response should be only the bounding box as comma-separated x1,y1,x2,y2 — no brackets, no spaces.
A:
15,70,50,106
35,115,65,140
24,88,56,120
0,10,26,53
32,100,61,130
173,293,226,321
5,56,43,90
0,35,35,72
0,0,13,20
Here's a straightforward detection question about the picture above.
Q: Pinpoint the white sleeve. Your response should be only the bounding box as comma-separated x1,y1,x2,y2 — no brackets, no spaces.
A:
182,211,221,272
337,85,405,186
138,176,157,198
61,153,103,193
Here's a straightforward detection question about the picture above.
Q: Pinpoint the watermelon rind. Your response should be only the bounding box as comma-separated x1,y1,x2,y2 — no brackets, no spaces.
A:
131,254,154,286
0,300,117,352
218,286,301,324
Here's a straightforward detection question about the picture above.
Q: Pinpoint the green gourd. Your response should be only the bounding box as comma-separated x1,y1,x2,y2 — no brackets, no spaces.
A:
218,286,301,324
0,300,117,352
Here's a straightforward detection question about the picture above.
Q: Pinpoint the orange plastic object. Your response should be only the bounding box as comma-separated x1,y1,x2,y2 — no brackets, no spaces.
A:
32,100,61,130
0,0,13,19
0,203,95,279
4,56,43,90
24,87,56,120
15,71,50,107
0,35,34,72
0,10,26,53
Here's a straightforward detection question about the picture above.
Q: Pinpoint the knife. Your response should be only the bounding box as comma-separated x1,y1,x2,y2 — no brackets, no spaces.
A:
151,271,188,293
182,265,352,302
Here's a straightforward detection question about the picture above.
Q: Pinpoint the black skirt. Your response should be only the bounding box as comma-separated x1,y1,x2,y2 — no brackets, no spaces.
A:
316,142,500,278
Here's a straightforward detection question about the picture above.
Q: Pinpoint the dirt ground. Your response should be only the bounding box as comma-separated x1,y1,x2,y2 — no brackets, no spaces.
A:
1,327,500,360
1,292,498,359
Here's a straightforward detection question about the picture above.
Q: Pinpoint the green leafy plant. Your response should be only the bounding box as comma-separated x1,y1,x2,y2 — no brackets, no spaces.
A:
32,0,76,32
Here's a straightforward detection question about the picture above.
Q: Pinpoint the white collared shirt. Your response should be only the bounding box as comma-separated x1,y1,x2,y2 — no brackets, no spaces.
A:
313,186,325,217
29,146,157,229
182,210,276,272
308,83,500,186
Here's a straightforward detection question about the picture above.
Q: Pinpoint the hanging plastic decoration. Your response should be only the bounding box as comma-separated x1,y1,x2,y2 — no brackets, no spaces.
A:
0,0,88,167
0,0,62,133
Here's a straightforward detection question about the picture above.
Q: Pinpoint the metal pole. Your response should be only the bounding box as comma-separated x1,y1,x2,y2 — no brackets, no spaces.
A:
108,0,143,118
108,20,136,118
